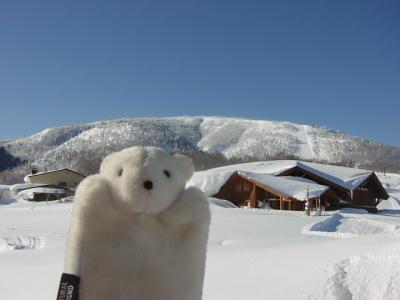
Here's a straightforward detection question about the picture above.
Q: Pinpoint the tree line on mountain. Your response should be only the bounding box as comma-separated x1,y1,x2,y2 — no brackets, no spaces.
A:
0,147,26,173
0,146,399,185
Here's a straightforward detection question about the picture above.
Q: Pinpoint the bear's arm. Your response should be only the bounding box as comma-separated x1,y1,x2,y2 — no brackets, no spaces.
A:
63,175,112,275
160,186,210,227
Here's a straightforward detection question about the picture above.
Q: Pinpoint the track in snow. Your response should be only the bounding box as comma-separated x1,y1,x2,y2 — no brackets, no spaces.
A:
0,236,45,251
378,192,400,210
388,194,400,209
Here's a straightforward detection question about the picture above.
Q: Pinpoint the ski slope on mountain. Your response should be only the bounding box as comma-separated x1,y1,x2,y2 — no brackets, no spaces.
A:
296,124,315,159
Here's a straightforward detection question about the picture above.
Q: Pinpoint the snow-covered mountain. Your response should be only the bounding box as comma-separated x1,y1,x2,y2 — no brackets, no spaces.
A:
1,116,399,174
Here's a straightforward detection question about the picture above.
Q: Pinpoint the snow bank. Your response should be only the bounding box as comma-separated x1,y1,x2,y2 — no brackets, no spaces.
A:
303,209,398,238
188,169,235,196
10,183,47,198
378,193,400,210
377,172,400,191
16,187,65,201
58,196,75,203
307,253,400,300
209,198,238,208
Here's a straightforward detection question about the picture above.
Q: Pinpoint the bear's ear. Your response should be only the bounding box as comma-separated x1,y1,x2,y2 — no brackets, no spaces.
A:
174,154,194,181
99,152,120,176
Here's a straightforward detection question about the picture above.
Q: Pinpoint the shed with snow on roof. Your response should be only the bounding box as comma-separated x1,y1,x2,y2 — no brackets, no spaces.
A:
25,168,85,189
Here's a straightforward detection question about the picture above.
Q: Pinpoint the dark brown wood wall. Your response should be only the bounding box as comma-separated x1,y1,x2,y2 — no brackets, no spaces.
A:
213,173,253,207
214,173,281,208
352,188,376,206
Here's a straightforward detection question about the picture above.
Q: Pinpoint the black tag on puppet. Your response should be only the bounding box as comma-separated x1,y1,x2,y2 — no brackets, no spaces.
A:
56,273,80,300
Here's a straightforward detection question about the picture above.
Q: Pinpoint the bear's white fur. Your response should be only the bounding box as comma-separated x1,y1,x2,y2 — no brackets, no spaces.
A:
63,147,210,300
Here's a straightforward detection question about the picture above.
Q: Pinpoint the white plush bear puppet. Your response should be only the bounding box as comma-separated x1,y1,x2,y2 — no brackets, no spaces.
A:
57,147,210,300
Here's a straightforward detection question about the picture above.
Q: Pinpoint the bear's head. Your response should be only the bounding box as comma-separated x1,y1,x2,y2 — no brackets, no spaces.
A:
99,147,194,214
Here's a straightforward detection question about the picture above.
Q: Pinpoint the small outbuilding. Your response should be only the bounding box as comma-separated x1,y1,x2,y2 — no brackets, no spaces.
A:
25,168,85,189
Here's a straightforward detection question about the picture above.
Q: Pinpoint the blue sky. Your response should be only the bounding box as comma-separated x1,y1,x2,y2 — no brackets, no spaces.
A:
1,0,399,145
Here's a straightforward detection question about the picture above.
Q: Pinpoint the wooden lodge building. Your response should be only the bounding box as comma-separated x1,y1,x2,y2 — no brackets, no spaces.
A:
277,164,388,212
213,171,336,211
210,161,389,213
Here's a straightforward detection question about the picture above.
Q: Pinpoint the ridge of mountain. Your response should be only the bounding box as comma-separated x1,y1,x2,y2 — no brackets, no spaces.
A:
1,116,399,178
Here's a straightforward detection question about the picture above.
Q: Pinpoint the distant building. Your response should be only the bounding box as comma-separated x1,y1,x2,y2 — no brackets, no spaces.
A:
214,171,336,210
25,168,85,189
193,160,389,213
13,168,86,202
277,162,388,212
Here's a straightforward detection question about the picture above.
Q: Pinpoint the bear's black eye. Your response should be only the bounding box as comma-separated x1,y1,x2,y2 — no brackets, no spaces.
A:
163,170,171,178
118,169,123,177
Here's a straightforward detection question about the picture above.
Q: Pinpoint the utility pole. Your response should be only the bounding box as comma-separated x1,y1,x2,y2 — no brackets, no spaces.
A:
305,186,310,216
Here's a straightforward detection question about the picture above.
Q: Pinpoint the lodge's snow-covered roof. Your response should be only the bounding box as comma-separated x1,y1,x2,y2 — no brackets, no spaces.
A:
238,171,329,201
188,161,296,196
188,160,374,196
295,161,373,190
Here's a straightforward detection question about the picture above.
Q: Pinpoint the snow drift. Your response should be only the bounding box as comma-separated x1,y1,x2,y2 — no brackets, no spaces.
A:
303,209,399,238
307,254,400,300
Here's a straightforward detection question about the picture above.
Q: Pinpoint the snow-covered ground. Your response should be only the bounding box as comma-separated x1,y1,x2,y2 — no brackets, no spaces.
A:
377,172,400,191
1,180,400,299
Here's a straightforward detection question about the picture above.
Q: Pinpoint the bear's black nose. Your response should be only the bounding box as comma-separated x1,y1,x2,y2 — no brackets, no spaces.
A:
143,180,153,190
